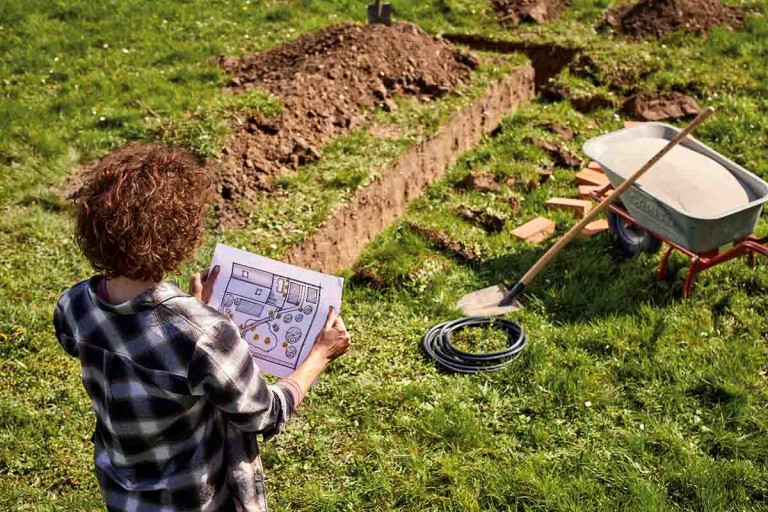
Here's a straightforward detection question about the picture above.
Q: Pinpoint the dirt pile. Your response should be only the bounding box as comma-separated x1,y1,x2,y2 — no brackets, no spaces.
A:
214,22,477,222
606,0,744,39
492,0,569,26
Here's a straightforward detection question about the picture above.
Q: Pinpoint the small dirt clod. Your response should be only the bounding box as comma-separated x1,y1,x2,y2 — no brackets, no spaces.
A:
456,206,508,233
456,172,504,193
492,0,569,27
544,122,574,140
406,222,482,262
533,139,583,168
623,91,701,121
352,266,388,290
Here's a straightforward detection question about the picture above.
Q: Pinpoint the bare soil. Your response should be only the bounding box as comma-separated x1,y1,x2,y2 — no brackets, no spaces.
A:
457,172,504,193
444,35,579,91
214,21,477,224
405,222,482,262
492,0,570,26
606,0,744,39
623,91,701,121
533,138,582,168
285,67,535,272
456,206,508,233
541,82,615,114
544,122,574,140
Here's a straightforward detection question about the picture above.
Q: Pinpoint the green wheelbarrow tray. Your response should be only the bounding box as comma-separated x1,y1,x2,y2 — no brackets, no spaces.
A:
583,122,768,254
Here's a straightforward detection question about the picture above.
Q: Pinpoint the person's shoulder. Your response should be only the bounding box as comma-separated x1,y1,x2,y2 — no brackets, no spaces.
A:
55,277,95,311
156,289,231,335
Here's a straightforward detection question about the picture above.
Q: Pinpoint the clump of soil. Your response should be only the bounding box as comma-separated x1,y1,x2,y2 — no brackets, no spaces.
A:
352,266,388,290
406,222,482,262
456,206,508,233
543,122,574,140
541,82,615,114
623,91,701,121
606,0,744,39
214,22,477,223
457,172,504,193
501,195,522,215
532,138,582,168
492,0,569,26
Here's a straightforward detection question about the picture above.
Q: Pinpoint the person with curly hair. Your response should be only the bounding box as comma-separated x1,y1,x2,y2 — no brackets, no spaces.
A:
53,144,350,512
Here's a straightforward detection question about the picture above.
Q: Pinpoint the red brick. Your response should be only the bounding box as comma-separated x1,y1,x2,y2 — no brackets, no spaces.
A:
546,197,593,218
578,185,602,199
587,161,604,173
512,217,556,243
528,230,554,244
575,169,610,187
579,219,609,238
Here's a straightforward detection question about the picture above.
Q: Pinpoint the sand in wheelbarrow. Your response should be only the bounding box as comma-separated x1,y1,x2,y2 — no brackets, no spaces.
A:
605,0,744,39
600,138,751,217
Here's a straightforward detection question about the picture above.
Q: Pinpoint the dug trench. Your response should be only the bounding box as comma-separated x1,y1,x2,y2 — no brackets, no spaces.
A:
285,66,535,272
284,34,579,272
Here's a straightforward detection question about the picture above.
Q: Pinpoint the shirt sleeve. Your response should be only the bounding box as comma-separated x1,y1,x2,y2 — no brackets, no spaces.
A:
187,319,302,440
53,295,79,357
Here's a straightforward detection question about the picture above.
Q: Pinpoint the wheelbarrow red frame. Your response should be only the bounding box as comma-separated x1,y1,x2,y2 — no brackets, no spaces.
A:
592,184,768,298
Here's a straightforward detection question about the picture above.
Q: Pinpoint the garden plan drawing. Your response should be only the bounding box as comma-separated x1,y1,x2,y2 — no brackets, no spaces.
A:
209,244,344,378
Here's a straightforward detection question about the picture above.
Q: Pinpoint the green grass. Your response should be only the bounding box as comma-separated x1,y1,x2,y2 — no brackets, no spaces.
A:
3,0,768,510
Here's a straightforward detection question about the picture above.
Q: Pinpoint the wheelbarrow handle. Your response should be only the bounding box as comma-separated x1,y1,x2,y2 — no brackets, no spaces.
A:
502,107,716,303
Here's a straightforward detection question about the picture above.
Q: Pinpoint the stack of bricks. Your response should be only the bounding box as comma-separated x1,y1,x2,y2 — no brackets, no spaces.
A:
511,137,627,243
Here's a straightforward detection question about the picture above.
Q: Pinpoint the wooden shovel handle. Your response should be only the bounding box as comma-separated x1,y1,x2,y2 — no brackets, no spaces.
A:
518,107,715,287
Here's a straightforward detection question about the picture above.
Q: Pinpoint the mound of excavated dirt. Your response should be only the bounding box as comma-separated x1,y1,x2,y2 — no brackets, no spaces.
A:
491,0,569,26
606,0,744,39
213,22,477,224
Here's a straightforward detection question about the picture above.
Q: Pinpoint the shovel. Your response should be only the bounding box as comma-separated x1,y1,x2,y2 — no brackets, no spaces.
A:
457,107,716,316
367,0,392,25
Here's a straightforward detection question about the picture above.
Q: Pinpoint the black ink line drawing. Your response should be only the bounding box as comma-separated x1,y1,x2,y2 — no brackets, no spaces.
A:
219,262,322,370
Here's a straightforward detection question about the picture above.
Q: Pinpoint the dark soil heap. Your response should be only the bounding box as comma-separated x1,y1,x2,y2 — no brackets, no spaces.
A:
491,0,569,26
606,0,744,39
215,22,477,222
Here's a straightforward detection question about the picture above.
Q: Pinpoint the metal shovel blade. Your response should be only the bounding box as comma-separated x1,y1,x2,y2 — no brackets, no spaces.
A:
456,284,523,316
367,2,392,25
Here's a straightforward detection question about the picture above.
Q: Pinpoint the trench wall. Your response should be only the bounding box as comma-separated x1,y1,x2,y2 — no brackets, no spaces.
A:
284,65,535,272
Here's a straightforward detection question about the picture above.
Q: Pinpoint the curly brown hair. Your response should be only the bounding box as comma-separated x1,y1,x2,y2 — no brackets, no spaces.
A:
75,144,213,282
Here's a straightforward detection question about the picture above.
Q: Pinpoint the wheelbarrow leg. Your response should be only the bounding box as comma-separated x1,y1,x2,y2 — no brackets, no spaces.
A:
683,256,701,298
658,245,674,281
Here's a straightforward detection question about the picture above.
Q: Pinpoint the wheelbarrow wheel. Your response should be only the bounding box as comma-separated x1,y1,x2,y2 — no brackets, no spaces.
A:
608,209,662,257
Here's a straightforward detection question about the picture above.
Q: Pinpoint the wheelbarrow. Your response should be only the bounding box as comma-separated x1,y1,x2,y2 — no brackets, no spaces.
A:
583,122,768,297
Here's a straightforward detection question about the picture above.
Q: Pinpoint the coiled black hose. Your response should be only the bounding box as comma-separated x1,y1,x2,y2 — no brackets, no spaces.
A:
422,317,527,374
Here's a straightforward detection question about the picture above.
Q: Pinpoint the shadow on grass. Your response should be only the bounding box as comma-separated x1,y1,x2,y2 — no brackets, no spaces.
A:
467,235,679,322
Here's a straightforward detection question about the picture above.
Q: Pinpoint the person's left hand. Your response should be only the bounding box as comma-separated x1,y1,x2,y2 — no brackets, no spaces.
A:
189,265,220,304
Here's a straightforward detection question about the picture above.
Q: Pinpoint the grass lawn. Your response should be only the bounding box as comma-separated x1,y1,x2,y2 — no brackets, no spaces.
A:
2,0,768,510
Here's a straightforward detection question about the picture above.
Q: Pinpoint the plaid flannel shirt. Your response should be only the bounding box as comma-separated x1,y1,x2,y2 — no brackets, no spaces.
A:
53,277,304,512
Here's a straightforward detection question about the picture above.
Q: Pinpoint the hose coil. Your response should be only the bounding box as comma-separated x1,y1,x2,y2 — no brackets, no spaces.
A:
422,317,527,374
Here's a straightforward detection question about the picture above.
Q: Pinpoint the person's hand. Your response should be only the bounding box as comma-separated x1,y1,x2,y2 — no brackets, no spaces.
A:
189,265,220,304
311,306,350,363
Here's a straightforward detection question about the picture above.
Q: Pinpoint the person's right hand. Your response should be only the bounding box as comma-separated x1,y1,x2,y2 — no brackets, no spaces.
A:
312,307,350,362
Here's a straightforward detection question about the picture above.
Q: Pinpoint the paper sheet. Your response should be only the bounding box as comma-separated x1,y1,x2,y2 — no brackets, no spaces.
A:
209,243,343,378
